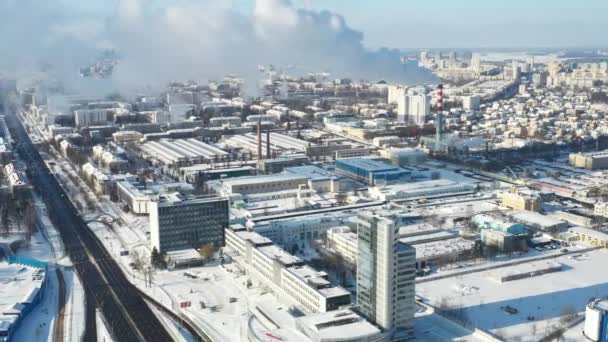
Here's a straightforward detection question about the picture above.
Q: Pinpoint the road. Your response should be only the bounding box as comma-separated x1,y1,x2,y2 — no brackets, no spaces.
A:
6,112,174,342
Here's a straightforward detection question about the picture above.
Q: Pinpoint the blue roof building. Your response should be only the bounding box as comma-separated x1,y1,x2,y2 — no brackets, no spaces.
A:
335,158,411,185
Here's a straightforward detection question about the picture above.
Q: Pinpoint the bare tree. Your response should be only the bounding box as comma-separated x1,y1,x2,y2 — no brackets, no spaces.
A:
23,203,37,243
198,243,216,261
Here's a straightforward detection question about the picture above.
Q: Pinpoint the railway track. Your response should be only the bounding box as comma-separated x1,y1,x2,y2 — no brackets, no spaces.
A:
54,268,66,342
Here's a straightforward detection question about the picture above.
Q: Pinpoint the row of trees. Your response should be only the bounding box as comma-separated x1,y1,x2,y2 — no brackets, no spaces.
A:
0,190,37,244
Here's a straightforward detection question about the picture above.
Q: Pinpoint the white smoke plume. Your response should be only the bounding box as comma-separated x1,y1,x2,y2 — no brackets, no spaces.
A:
0,0,437,95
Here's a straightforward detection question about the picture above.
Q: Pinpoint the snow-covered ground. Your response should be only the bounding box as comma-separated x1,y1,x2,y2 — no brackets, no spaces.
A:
417,248,608,341
0,261,54,342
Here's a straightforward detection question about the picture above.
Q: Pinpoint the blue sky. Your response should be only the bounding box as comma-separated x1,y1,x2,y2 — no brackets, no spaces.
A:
68,0,608,49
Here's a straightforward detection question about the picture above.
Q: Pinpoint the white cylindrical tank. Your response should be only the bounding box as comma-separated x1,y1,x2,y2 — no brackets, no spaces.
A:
584,299,608,342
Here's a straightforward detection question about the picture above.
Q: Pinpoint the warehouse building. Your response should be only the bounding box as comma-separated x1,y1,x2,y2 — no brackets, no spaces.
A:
207,174,308,196
369,179,477,201
140,138,229,167
335,158,411,185
569,151,608,170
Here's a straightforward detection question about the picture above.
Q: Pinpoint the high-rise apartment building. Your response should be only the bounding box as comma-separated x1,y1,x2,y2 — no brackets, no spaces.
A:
397,92,430,126
149,193,229,252
355,210,416,341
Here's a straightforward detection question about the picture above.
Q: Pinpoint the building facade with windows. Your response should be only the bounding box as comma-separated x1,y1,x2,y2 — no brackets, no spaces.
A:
149,194,229,252
355,210,416,341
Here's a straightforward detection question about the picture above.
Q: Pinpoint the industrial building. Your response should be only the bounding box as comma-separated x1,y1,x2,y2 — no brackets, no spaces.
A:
112,130,143,143
225,225,351,314
472,214,529,253
368,179,477,201
562,226,608,249
284,165,350,193
140,138,229,167
149,194,229,252
569,151,608,170
500,187,541,212
335,158,411,185
256,155,308,174
179,164,257,184
207,174,309,196
116,181,193,214
379,148,427,167
507,210,568,233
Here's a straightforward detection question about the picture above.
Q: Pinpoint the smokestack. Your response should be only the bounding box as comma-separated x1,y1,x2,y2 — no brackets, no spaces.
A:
435,84,444,151
257,120,262,159
266,128,271,159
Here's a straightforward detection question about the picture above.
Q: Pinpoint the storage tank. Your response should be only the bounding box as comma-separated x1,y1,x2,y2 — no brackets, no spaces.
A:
584,299,608,341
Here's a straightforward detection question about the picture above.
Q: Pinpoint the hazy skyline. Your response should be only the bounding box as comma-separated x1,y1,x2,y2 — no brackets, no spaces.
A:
58,0,608,49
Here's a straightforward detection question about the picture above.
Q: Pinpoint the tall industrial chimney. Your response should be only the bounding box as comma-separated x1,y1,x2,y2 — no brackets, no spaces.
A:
435,84,444,151
257,120,262,159
266,128,271,159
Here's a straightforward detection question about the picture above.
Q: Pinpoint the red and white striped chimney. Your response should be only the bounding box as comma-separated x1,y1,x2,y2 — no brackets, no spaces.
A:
437,84,443,112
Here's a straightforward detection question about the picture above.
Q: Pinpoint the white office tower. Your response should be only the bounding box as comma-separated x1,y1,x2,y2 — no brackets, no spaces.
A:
356,210,416,341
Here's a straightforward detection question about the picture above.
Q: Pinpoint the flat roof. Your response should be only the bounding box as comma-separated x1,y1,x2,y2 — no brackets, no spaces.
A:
509,210,567,228
409,237,477,259
257,245,301,266
296,309,381,340
221,174,308,187
399,223,442,238
400,231,457,245
284,165,340,181
155,194,227,207
336,158,400,172
235,230,272,246
568,226,608,241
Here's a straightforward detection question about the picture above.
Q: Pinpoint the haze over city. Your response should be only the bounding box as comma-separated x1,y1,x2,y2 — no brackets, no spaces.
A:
0,1,608,342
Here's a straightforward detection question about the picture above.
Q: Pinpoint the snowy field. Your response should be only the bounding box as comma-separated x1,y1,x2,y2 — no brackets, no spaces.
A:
417,248,608,341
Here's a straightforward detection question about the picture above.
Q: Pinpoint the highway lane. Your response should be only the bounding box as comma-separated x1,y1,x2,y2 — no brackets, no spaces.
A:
6,112,173,342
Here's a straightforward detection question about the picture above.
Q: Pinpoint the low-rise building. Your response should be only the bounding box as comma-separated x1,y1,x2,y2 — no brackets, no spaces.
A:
225,225,351,314
368,179,477,201
569,151,608,170
564,226,608,248
335,158,411,185
500,187,541,212
207,174,309,196
473,214,529,253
